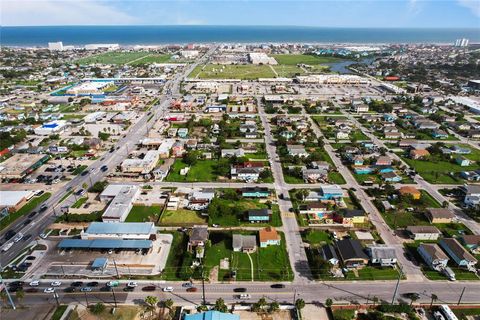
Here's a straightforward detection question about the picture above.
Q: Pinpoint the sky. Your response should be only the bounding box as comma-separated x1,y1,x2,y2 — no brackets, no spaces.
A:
1,0,480,28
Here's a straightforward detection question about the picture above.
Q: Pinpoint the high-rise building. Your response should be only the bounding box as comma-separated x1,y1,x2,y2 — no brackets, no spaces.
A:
454,38,469,47
48,41,64,51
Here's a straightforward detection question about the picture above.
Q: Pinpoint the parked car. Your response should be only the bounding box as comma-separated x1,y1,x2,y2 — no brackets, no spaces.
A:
127,282,138,288
29,281,40,287
233,288,247,292
271,284,285,289
71,281,83,287
44,288,55,293
80,287,92,292
162,287,174,292
142,286,156,292
186,287,198,292
86,282,99,287
50,281,62,287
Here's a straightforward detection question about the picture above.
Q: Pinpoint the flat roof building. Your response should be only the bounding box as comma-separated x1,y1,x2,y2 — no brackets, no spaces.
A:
121,150,159,174
101,185,140,222
0,154,50,180
0,190,35,212
81,222,156,240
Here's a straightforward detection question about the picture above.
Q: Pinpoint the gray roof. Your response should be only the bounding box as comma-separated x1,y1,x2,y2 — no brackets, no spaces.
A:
336,239,368,261
418,243,449,261
440,238,478,263
247,209,269,217
406,225,441,234
190,226,209,242
58,239,152,249
369,246,397,260
321,244,339,261
232,234,257,249
85,222,155,235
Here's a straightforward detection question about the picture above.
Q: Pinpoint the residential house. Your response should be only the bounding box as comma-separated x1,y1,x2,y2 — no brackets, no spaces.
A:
354,166,374,175
302,168,327,183
321,244,339,266
336,239,369,269
221,148,245,158
460,235,480,254
399,186,421,200
410,149,430,160
463,184,480,207
406,226,441,241
336,130,350,140
230,162,265,182
299,202,331,220
352,104,369,113
246,209,270,223
375,156,392,166
418,243,449,271
439,238,478,270
381,171,402,182
384,132,402,139
259,227,281,248
241,187,270,198
320,185,344,200
431,130,448,139
368,245,397,267
171,141,185,157
426,208,455,224
351,155,364,166
188,225,209,255
232,234,257,253
415,120,440,130
341,209,366,225
177,128,188,138
287,145,309,158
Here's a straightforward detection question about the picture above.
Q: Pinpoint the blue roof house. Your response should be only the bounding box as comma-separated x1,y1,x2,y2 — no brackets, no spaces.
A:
184,311,240,320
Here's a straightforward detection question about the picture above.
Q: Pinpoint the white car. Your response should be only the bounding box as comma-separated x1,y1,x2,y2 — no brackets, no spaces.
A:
127,282,138,288
50,281,62,287
44,287,55,293
29,281,40,287
13,233,23,243
2,242,13,252
162,286,174,292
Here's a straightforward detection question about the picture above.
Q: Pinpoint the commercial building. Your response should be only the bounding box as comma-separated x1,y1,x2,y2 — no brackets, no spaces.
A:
0,154,50,180
248,53,277,65
101,185,140,222
83,111,106,123
0,190,35,212
66,81,114,96
121,150,159,174
295,74,369,84
34,120,69,135
80,222,156,240
84,43,119,50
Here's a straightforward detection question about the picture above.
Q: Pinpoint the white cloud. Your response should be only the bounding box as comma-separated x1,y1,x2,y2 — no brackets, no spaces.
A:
1,0,138,26
457,0,480,17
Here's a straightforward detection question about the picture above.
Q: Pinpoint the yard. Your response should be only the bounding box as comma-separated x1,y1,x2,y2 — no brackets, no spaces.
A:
129,54,172,65
190,64,276,80
165,159,218,182
125,205,161,223
159,209,207,225
302,230,332,247
75,51,151,65
0,193,51,231
272,65,305,77
160,232,194,281
271,54,342,65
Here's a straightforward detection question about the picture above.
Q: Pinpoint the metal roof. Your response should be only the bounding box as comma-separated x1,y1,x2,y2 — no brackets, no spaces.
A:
92,257,108,269
58,239,152,249
85,222,155,235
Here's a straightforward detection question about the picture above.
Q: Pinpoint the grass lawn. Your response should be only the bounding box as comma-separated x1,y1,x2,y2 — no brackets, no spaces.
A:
402,156,474,184
71,197,88,209
344,266,400,281
129,54,171,65
332,309,356,320
209,198,282,227
76,51,150,65
329,171,346,184
125,205,161,223
159,209,207,225
190,64,276,80
271,54,342,65
165,159,218,182
302,230,332,247
160,232,193,281
272,65,305,77
69,306,141,320
453,308,480,319
51,305,68,320
0,193,51,231
59,191,73,204
350,130,369,141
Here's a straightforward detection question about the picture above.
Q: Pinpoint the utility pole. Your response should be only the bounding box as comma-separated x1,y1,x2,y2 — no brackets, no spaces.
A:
293,288,297,305
84,292,89,307
113,258,120,278
457,287,466,305
53,292,60,306
111,287,117,307
201,264,206,306
391,266,402,305
0,275,16,310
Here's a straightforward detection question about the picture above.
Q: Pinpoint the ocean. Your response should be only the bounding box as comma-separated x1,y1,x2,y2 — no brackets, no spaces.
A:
1,26,479,47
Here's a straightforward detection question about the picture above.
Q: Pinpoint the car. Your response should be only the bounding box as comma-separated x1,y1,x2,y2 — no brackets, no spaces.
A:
28,211,37,218
13,233,23,243
34,190,44,197
162,287,174,292
44,288,55,293
271,284,285,289
182,282,193,288
100,165,108,172
25,256,36,261
23,234,32,242
51,281,62,287
2,242,13,252
100,286,111,292
212,224,219,228
123,286,135,292
29,281,40,287
64,287,76,293
107,281,119,287
25,288,39,293
39,204,48,212
142,286,156,292
127,282,138,288
39,233,48,239
8,286,21,292
80,170,89,176
80,287,92,292
23,219,32,226
186,287,198,292
10,281,25,287
233,288,247,292
4,230,16,240
72,281,83,287
237,294,251,299
86,281,99,287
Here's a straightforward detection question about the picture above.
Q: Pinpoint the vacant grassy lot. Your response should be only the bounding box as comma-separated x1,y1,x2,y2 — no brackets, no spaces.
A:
272,65,304,77
0,193,51,231
302,230,332,247
166,159,218,182
160,232,193,280
76,51,151,65
271,54,342,65
71,197,88,209
159,209,207,225
209,198,282,227
129,54,171,65
125,205,161,223
190,64,276,80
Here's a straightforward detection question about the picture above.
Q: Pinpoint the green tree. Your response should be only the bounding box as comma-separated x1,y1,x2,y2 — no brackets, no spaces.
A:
197,304,208,312
269,301,280,313
90,302,106,315
214,298,228,313
163,298,174,310
295,298,305,310
325,298,333,308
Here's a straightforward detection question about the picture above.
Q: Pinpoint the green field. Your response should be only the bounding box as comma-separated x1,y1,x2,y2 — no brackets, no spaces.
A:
272,65,305,77
159,209,207,225
129,54,172,65
71,197,88,209
402,156,474,184
0,193,51,230
76,51,151,65
165,159,218,182
271,54,342,65
190,64,276,80
302,230,332,247
125,205,161,222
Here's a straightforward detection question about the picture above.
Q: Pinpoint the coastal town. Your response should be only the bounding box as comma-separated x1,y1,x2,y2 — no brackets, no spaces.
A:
1,40,480,320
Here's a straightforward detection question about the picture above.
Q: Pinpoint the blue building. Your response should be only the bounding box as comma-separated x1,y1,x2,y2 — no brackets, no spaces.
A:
184,311,240,320
246,209,270,223
241,187,270,198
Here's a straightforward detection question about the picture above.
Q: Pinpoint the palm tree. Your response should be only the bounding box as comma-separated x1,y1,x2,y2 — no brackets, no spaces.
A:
214,298,227,313
269,301,280,313
325,298,333,308
163,298,174,310
144,295,158,317
409,293,420,306
430,294,438,309
0,290,8,304
295,298,305,311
